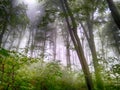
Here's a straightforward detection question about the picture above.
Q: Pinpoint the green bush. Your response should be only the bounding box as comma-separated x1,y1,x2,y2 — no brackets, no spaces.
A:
1,48,120,90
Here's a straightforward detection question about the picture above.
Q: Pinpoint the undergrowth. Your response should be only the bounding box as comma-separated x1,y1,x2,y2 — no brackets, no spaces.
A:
0,48,120,90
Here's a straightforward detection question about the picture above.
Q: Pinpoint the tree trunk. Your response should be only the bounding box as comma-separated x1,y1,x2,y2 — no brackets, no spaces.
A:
2,29,12,48
0,17,7,47
60,0,94,90
12,65,15,89
66,32,71,69
25,28,31,55
41,31,47,59
30,28,35,57
106,0,120,29
16,30,23,51
80,17,104,90
53,29,57,61
87,19,104,90
1,64,4,83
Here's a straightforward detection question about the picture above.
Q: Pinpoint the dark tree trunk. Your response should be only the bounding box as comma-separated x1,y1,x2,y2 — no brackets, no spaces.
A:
66,32,71,68
0,18,7,47
106,0,120,29
0,29,6,47
53,29,57,61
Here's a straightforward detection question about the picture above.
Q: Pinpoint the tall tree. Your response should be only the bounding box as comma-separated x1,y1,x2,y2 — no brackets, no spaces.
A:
60,0,94,90
106,0,120,29
61,25,71,68
73,0,105,89
0,0,29,47
66,31,71,68
104,16,120,55
106,0,120,54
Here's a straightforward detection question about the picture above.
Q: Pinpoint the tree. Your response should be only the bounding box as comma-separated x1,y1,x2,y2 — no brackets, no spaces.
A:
60,0,94,90
106,0,120,29
106,0,120,54
65,30,71,68
104,16,120,55
0,0,29,47
71,0,105,89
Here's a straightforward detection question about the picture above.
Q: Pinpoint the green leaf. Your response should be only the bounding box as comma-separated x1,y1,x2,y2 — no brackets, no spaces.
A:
0,48,10,57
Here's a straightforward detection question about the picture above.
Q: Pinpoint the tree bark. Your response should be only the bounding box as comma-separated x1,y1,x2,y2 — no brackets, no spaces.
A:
106,0,120,29
0,17,7,47
53,29,57,61
0,29,6,47
66,32,71,68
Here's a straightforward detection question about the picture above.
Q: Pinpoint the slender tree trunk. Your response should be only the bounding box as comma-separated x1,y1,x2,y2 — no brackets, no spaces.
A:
12,65,15,89
98,30,106,60
41,31,47,59
1,63,4,83
25,28,31,55
80,18,104,90
106,0,120,29
0,17,7,47
8,30,16,50
2,29,12,48
66,32,71,68
16,30,23,51
60,0,94,90
41,39,46,59
30,28,35,57
0,29,6,47
87,19,104,90
53,29,57,61
61,25,71,68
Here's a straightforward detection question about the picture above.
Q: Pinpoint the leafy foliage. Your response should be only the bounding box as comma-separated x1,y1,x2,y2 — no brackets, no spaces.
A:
0,0,29,29
0,48,86,90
